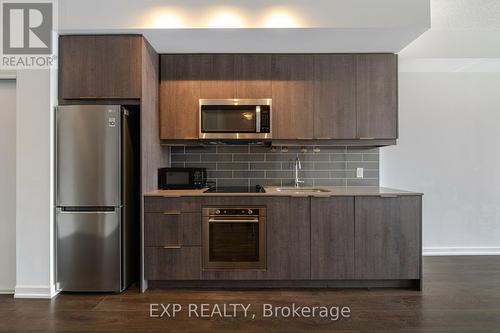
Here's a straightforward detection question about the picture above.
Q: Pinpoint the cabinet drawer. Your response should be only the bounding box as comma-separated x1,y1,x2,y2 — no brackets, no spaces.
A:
144,247,201,280
144,197,201,213
144,213,201,247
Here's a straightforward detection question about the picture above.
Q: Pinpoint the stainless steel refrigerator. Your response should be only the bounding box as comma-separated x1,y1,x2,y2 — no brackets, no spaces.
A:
56,105,138,292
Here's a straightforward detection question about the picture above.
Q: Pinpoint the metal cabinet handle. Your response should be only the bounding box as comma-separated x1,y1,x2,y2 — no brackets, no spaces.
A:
208,218,259,223
163,211,181,215
163,246,181,249
359,137,375,140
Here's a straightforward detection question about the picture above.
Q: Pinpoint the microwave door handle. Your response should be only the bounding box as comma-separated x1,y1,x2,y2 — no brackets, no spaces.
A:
256,106,261,133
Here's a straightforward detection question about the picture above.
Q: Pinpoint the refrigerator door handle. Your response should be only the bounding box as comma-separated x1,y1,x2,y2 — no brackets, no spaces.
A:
58,207,119,213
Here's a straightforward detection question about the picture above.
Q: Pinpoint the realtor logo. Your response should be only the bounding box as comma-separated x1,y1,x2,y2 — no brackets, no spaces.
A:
2,2,52,54
1,0,56,69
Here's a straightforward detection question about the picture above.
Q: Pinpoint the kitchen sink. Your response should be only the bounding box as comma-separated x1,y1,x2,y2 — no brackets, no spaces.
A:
276,187,331,193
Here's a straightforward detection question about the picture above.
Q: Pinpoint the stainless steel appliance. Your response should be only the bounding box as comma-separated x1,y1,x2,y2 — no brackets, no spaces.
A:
202,207,266,270
56,105,138,292
199,99,272,139
158,167,207,190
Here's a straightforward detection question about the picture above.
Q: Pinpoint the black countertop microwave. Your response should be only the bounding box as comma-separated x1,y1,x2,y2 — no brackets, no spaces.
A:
158,168,207,190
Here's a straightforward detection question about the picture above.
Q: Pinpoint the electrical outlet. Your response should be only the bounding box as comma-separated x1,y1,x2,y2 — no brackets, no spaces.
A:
356,168,364,179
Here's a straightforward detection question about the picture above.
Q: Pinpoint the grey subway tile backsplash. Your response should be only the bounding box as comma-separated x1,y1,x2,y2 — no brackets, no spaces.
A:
170,146,185,154
217,146,249,153
169,145,379,187
233,170,265,178
314,179,347,187
233,154,266,162
201,154,233,162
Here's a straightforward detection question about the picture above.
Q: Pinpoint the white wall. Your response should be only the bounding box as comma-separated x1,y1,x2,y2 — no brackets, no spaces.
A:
0,79,16,293
381,72,500,255
14,70,57,298
380,0,500,255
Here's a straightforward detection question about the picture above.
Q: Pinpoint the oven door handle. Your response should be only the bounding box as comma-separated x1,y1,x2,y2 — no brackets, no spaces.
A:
208,218,259,223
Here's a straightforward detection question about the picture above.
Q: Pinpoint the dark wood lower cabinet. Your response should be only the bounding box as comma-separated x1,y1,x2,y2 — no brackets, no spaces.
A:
144,195,422,286
355,196,421,279
311,197,355,279
265,197,310,280
144,212,201,247
145,247,201,280
144,197,201,213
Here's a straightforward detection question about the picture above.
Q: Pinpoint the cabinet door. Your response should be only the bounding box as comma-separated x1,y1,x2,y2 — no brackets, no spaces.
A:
60,36,97,99
355,196,421,279
144,213,181,247
314,55,356,139
93,36,142,99
144,247,201,280
59,35,142,100
200,55,235,98
144,212,201,247
356,54,398,139
234,55,272,98
311,197,355,279
265,197,310,280
272,55,314,139
160,55,202,139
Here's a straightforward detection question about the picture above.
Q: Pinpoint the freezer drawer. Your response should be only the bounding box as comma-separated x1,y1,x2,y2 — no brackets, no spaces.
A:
56,105,121,206
56,208,122,292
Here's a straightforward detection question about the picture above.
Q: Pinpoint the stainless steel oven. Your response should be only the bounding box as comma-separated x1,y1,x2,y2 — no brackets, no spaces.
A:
202,207,266,270
199,99,272,139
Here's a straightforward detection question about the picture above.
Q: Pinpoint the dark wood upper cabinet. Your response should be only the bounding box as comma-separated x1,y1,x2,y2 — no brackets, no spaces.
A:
272,55,314,139
234,55,272,98
313,55,356,139
311,197,355,279
59,36,97,99
160,55,202,140
155,53,397,141
200,55,235,98
356,54,398,139
355,196,421,280
59,35,142,100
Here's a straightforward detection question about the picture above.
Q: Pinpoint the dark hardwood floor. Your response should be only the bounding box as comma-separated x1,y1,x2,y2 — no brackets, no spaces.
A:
1,256,500,332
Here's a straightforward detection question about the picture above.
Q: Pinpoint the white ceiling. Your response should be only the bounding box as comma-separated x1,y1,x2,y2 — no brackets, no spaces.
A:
399,0,500,72
431,0,500,30
58,0,430,53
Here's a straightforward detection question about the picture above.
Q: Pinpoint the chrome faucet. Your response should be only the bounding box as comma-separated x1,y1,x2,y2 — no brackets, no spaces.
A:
294,155,305,188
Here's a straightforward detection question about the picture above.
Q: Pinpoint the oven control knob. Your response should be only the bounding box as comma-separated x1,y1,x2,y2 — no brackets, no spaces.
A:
215,209,221,215
248,209,253,215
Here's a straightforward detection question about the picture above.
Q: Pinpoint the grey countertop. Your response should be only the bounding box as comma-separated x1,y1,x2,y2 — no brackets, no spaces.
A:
145,186,423,197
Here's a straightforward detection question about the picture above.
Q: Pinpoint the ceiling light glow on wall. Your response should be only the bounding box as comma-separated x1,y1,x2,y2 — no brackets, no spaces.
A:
208,11,244,28
263,11,299,28
152,11,184,28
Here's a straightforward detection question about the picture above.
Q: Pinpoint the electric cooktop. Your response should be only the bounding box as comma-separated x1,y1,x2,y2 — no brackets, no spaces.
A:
204,185,266,193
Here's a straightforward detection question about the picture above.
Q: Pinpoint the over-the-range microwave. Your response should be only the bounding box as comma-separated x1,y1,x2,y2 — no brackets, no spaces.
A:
199,99,272,140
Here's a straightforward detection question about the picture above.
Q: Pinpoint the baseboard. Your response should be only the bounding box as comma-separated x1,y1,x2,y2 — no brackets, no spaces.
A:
0,289,14,295
14,285,60,299
424,247,500,256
